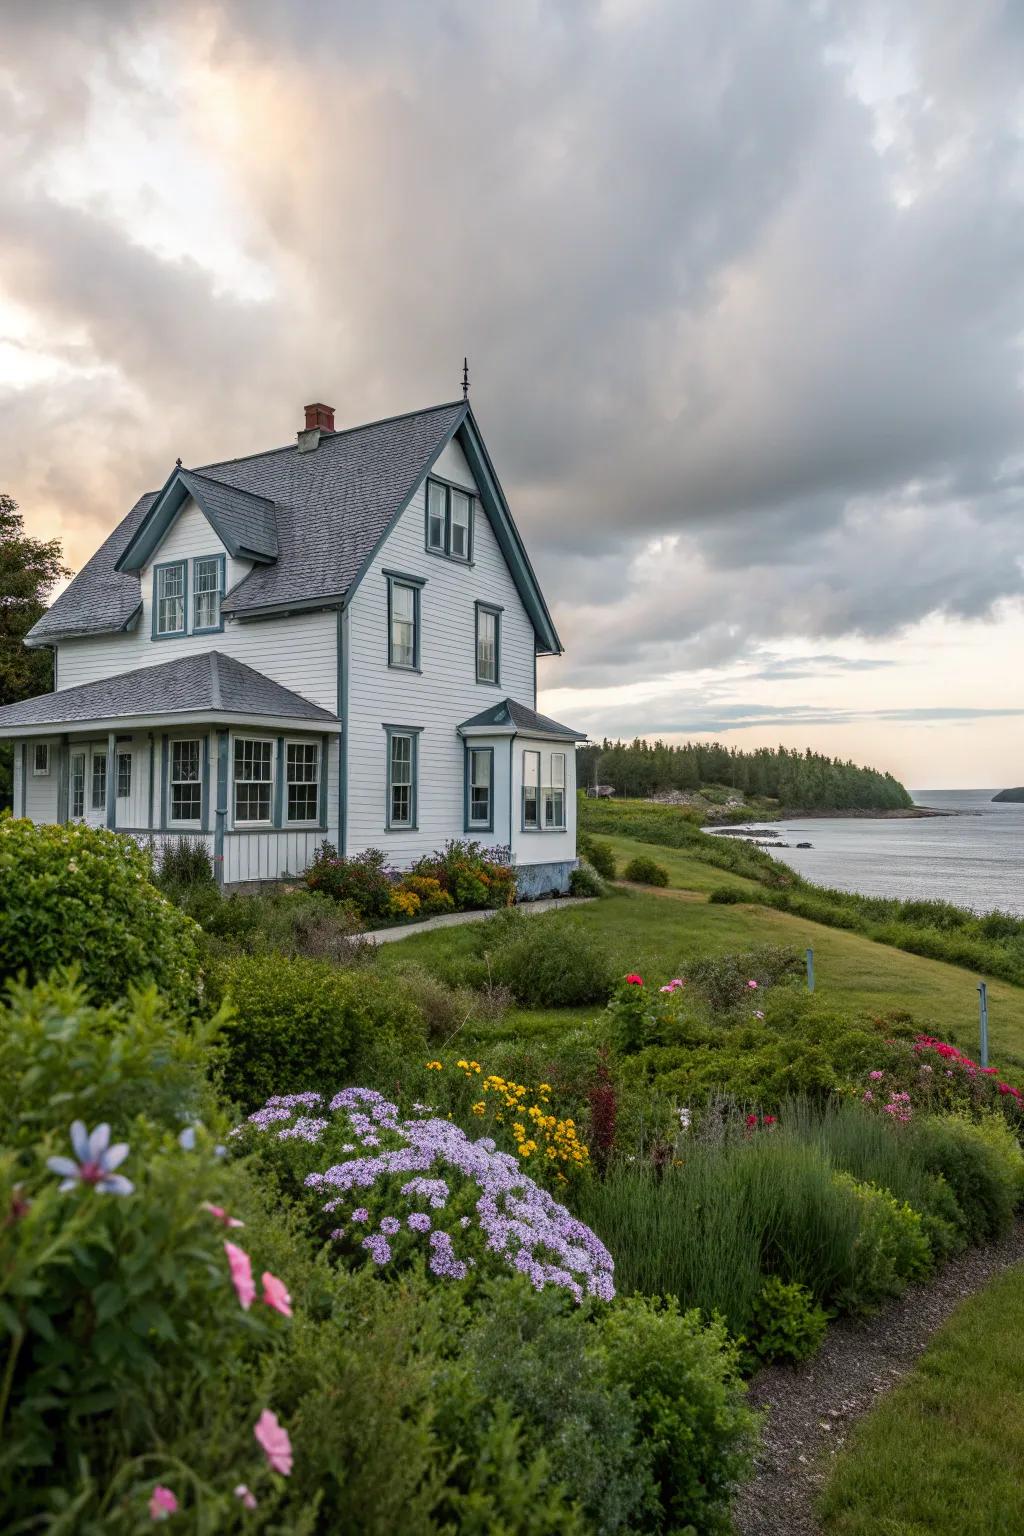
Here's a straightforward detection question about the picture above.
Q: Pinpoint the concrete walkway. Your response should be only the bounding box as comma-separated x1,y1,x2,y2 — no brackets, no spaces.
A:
365,896,595,944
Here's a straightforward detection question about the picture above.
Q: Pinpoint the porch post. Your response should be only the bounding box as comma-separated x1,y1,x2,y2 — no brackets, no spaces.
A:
160,735,169,831
19,741,27,817
147,733,155,829
105,732,116,829
214,729,228,887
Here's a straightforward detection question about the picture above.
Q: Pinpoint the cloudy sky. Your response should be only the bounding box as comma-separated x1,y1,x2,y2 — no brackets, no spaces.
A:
2,0,1023,789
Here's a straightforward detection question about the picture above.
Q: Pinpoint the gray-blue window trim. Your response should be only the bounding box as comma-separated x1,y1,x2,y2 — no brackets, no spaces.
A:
192,553,226,634
423,476,475,565
464,744,494,833
384,571,424,672
152,559,188,639
475,600,502,687
384,723,422,831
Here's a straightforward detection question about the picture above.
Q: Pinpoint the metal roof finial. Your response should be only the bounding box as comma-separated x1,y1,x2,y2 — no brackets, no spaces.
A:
175,456,182,468
462,356,469,400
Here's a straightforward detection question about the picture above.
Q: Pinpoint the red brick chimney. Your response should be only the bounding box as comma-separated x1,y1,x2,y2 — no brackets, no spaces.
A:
303,402,335,432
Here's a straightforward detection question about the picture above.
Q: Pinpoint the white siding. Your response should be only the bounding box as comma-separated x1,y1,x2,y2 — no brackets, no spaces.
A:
55,497,338,715
345,474,537,865
22,738,59,822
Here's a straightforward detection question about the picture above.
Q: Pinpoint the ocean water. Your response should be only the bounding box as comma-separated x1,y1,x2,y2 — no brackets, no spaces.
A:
720,789,1024,916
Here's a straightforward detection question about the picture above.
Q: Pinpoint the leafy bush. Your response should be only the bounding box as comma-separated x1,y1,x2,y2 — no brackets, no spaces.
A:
708,884,742,904
158,834,214,889
398,874,456,916
685,944,803,1010
747,1276,828,1365
479,911,617,1008
831,1172,932,1311
908,1114,1020,1244
600,1296,758,1535
569,859,607,898
0,819,202,1013
213,955,426,1110
577,834,617,881
306,843,397,925
390,964,510,1044
622,854,670,886
412,839,515,911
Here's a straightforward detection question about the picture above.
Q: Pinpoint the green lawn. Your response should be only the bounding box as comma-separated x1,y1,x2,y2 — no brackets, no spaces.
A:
592,831,761,895
376,880,1024,1063
818,1264,1024,1535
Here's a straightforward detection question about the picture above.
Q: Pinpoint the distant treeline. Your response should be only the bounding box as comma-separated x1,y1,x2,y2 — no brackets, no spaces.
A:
577,739,913,812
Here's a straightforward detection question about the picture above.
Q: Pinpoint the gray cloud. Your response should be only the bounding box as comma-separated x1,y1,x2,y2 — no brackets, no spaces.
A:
1,0,1023,706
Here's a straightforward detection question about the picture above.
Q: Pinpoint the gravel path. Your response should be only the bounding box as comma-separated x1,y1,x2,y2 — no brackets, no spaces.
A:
731,1222,1024,1536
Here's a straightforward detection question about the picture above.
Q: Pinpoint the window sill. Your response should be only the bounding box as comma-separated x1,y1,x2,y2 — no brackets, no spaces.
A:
384,825,418,834
387,663,422,674
423,546,474,569
152,630,187,641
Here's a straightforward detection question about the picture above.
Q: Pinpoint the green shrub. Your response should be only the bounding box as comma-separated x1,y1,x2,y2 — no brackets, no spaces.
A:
601,1296,758,1535
831,1172,932,1311
578,835,617,881
909,1113,1020,1244
685,943,803,1010
622,854,670,886
480,911,617,1008
0,819,202,1013
411,839,516,911
748,1276,828,1365
708,884,742,904
569,859,607,898
392,962,510,1044
306,843,397,924
214,954,427,1109
158,834,214,888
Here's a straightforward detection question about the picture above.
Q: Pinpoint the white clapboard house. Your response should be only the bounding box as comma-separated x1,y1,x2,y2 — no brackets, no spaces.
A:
0,398,584,892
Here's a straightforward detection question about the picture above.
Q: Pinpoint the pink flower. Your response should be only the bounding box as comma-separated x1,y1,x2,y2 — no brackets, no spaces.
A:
261,1272,293,1317
234,1485,258,1511
863,1089,874,1103
225,1241,255,1310
669,978,685,988
869,1070,885,1081
202,1203,244,1229
149,1486,178,1521
254,1408,293,1476
746,979,758,989
625,973,643,986
659,985,674,993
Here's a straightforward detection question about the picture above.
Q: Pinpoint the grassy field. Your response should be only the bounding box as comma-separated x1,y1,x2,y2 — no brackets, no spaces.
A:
376,866,1024,1063
818,1264,1024,1535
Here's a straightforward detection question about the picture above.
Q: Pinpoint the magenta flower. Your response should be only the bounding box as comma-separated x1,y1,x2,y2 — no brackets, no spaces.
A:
148,1485,178,1520
234,1484,258,1510
261,1271,292,1317
746,979,758,989
254,1409,293,1476
225,1242,255,1310
869,1070,885,1081
201,1202,244,1229
47,1122,133,1196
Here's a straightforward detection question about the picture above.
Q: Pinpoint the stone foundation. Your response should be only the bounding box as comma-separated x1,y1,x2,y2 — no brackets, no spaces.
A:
513,859,578,900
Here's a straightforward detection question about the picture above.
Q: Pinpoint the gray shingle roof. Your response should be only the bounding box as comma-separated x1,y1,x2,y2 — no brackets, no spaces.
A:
0,652,336,731
176,470,278,560
28,401,467,644
458,697,586,739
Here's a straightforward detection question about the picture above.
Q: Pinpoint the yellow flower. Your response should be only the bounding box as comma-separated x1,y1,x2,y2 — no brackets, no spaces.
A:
425,1060,444,1071
471,1102,486,1116
538,1083,552,1093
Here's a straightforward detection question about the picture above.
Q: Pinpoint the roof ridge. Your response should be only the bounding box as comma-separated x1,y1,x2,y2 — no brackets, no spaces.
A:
195,399,466,474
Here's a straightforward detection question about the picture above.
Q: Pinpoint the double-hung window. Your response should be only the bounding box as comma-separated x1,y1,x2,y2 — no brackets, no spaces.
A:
154,561,186,637
386,728,418,830
91,752,107,811
70,752,86,819
522,749,540,830
33,743,50,776
234,738,273,824
386,574,422,670
475,603,501,685
117,751,132,800
466,747,493,832
424,478,473,562
286,741,320,823
170,739,202,823
543,752,567,829
193,555,224,631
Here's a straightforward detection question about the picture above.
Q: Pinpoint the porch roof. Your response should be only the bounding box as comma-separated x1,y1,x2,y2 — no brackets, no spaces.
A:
0,651,337,737
458,697,587,740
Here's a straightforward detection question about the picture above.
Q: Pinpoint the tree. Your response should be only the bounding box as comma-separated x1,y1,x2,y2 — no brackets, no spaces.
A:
0,493,71,808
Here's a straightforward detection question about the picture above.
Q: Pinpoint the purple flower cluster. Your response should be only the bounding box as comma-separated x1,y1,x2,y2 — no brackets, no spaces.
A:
278,1116,330,1142
237,1088,615,1303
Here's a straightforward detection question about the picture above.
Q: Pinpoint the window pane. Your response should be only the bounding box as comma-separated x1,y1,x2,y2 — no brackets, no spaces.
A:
235,782,271,822
33,744,49,774
389,733,414,826
523,751,539,788
117,752,132,798
173,782,202,821
286,742,319,822
157,563,185,634
71,754,85,818
194,557,221,629
174,741,201,782
523,787,538,828
390,583,417,667
551,753,566,788
469,750,491,824
476,608,497,682
450,491,470,558
91,755,106,809
427,482,446,549
170,739,202,822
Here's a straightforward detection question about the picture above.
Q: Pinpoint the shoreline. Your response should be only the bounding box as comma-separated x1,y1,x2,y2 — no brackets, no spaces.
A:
712,806,954,833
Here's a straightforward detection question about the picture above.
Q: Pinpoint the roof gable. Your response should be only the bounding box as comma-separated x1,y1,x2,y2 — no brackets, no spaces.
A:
458,697,585,739
115,466,278,572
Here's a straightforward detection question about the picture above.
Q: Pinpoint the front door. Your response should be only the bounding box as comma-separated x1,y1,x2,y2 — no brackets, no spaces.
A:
85,743,107,828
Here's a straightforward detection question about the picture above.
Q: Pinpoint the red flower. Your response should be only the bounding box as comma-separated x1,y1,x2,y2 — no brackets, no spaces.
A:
763,1114,776,1125
745,1113,758,1127
625,974,644,986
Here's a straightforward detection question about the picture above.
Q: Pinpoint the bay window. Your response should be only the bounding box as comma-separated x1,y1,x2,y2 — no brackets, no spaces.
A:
543,752,567,829
170,739,202,823
522,749,540,829
286,741,320,823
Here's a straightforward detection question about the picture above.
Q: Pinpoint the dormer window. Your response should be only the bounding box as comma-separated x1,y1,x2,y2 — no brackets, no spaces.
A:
154,561,186,637
193,555,225,632
424,478,473,563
